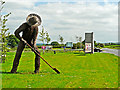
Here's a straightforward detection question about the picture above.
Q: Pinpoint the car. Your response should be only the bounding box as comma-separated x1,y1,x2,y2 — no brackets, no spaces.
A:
94,47,102,52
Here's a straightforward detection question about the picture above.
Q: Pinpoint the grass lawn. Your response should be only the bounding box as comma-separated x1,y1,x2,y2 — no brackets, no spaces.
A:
1,51,119,88
104,45,120,49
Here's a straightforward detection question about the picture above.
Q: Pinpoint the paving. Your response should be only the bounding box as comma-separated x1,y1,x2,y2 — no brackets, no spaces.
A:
102,48,120,57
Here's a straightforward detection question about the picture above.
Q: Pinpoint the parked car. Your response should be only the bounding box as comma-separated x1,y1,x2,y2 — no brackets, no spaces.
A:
94,47,102,52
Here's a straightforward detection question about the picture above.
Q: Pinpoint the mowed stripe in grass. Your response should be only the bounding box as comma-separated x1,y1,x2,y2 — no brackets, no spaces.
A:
1,51,118,88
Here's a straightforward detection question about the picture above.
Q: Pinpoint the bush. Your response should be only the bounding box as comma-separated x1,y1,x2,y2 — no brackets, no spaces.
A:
97,43,104,47
52,44,65,48
72,43,77,49
80,51,85,56
6,35,20,48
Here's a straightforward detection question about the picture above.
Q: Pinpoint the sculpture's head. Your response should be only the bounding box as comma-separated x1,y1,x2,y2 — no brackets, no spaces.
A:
26,13,42,26
27,17,37,26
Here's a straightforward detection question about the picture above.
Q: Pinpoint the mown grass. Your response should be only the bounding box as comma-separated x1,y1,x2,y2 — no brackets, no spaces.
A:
104,45,120,49
1,51,119,88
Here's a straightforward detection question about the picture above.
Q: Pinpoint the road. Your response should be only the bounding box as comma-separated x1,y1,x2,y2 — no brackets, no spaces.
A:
102,48,120,57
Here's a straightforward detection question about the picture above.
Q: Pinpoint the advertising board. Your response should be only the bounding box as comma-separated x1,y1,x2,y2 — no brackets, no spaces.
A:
85,43,91,52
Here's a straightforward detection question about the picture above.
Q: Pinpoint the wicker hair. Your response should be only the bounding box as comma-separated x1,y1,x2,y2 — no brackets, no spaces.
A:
26,13,42,26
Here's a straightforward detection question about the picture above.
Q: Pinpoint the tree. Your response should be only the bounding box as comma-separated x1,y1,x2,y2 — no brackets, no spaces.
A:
82,40,85,49
72,43,77,49
6,35,19,48
59,35,64,44
45,31,51,45
76,42,81,49
82,40,85,45
0,0,11,63
75,36,82,48
39,26,46,45
51,41,59,46
76,36,82,43
94,40,97,47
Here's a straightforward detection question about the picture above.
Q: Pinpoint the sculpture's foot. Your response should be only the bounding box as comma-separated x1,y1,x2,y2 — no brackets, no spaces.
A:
10,70,17,73
34,70,39,73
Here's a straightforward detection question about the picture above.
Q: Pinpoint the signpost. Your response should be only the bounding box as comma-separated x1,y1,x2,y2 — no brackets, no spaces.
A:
85,32,94,53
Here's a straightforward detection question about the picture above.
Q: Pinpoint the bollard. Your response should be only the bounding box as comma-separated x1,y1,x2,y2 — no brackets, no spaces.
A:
54,50,56,54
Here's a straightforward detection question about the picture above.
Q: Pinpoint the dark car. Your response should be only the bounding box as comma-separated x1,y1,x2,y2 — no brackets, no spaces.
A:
94,47,102,52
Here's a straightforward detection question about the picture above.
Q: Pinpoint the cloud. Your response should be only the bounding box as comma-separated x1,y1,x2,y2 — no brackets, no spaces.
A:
5,0,119,2
3,1,118,43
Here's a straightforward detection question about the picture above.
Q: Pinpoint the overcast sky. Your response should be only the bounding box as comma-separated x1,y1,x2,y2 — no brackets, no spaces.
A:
2,0,119,43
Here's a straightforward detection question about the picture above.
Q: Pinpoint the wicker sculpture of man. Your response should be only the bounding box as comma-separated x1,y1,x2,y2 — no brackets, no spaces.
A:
11,13,42,73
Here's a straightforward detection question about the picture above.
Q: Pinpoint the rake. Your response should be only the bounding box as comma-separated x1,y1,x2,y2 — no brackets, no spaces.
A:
23,40,60,74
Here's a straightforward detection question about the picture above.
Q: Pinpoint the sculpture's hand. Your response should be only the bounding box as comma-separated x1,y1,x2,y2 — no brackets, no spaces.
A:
21,38,27,43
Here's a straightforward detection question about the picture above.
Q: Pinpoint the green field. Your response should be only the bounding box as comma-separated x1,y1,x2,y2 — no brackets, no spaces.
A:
104,45,120,49
0,51,119,88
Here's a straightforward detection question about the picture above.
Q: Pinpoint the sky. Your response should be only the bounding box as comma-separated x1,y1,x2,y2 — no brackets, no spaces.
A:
1,0,119,43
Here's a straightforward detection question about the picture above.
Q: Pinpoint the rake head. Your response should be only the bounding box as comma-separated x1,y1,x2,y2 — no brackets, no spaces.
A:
53,68,60,74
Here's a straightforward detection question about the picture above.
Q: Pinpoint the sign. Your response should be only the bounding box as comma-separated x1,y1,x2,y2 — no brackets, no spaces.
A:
42,46,46,50
85,33,93,43
85,32,94,53
85,43,91,52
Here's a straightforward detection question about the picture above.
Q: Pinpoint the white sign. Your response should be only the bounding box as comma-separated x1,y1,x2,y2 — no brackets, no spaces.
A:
85,43,91,52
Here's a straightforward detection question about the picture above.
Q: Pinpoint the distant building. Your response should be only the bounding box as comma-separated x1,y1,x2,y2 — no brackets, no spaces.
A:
66,42,73,48
36,43,44,46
